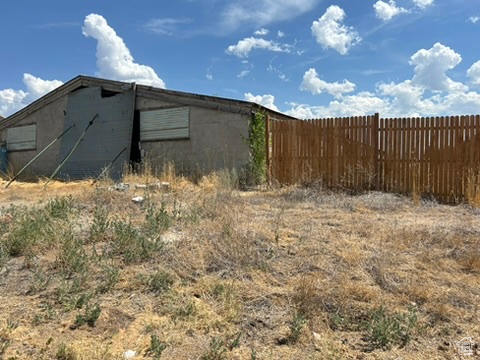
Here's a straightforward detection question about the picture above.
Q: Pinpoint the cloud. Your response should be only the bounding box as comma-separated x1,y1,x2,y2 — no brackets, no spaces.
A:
311,5,361,55
412,0,434,9
0,89,28,117
277,30,285,38
22,74,63,99
83,13,165,88
226,37,291,58
374,1,408,21
300,68,355,98
439,91,480,115
409,43,467,92
254,28,269,36
280,44,479,119
220,0,319,32
286,89,480,119
268,63,289,82
245,93,279,112
469,16,480,24
206,73,213,81
377,80,429,113
143,18,192,35
467,61,480,85
0,74,63,117
286,92,389,118
328,92,388,116
237,70,250,79
283,103,316,119
2,13,167,117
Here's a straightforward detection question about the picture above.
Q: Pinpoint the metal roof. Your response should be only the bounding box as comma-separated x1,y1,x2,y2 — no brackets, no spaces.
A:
0,75,297,131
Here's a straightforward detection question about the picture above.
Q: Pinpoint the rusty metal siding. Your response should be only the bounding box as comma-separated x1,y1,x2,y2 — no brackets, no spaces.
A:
57,86,135,180
6,124,36,151
140,107,189,141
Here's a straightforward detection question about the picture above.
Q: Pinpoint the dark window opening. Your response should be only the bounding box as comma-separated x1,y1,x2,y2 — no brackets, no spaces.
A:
101,88,121,98
129,110,141,165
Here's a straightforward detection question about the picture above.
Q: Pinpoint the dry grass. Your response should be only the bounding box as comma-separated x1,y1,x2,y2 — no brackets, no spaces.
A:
0,173,479,359
466,169,480,208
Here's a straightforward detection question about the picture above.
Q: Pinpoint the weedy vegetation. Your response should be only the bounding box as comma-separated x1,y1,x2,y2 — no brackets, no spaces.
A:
0,167,478,359
146,333,167,359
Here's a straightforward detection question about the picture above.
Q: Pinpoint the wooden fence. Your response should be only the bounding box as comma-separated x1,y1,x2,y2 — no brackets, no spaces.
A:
267,114,480,203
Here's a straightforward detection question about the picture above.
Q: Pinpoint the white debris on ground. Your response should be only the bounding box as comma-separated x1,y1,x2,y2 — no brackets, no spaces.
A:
112,183,130,192
101,182,170,193
131,196,144,204
98,181,172,203
123,349,136,359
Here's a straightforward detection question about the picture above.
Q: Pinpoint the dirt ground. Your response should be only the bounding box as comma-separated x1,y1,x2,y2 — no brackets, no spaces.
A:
0,176,479,359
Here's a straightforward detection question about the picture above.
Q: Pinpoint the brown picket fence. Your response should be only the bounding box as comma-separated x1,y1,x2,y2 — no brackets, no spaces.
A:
267,113,480,203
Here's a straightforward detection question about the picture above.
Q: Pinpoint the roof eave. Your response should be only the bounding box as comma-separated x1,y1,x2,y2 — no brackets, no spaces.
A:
0,75,299,131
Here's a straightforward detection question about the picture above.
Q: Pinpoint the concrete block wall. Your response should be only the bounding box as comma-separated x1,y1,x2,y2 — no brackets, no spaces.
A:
0,88,251,180
0,96,67,178
136,96,250,175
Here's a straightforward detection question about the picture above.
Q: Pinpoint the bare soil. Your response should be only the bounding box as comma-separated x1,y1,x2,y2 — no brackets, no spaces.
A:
0,176,479,359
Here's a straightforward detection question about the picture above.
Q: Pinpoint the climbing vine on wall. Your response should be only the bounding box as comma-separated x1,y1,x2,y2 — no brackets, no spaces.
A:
246,112,266,185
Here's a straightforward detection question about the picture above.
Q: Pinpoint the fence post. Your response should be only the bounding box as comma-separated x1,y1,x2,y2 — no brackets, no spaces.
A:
333,119,339,185
373,113,380,190
265,114,270,184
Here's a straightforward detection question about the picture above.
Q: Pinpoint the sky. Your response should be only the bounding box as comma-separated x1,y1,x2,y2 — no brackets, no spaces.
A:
1,0,480,119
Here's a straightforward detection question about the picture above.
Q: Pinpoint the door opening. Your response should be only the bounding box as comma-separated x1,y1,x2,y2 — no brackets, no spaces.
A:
130,110,141,166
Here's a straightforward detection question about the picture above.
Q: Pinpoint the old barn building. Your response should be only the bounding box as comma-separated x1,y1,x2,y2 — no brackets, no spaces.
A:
0,76,292,180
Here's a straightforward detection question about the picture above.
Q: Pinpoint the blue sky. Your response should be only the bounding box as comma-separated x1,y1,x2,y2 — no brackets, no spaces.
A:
1,0,480,118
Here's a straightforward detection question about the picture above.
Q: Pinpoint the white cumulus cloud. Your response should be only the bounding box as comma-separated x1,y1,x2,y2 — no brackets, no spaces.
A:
0,74,63,117
410,42,467,92
378,80,423,105
22,74,63,99
245,93,279,112
226,37,291,58
412,0,434,9
280,44,479,119
374,1,408,21
378,80,429,113
0,89,28,117
440,91,480,114
311,5,361,55
82,13,165,88
286,92,389,119
467,61,480,85
300,68,355,98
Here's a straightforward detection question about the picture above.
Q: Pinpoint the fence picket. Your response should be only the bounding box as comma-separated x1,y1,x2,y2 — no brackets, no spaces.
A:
268,114,480,203
439,116,446,202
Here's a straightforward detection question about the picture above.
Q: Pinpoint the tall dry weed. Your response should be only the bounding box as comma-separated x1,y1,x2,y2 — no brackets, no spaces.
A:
465,168,480,207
